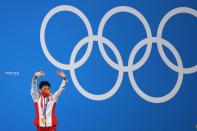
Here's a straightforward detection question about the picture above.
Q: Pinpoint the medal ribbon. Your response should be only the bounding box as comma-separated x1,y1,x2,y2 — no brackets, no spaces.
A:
43,97,49,116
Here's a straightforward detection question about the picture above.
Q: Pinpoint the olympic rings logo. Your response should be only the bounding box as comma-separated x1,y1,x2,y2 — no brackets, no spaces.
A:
40,5,197,103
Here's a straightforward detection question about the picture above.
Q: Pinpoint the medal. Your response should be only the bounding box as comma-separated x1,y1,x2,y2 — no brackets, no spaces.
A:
41,117,46,124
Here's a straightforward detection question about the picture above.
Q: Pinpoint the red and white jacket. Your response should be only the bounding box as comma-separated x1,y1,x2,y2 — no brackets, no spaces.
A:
31,78,66,127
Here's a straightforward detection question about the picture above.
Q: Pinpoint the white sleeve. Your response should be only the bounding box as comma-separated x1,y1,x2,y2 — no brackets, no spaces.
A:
31,76,39,102
52,79,67,102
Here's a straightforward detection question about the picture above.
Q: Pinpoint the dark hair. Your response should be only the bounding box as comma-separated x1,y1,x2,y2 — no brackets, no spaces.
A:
39,81,50,90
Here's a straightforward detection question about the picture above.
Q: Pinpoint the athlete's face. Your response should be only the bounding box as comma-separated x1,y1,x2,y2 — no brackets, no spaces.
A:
40,86,50,97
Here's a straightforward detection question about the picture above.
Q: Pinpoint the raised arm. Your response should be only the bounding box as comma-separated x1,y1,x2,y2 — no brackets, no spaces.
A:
52,71,67,102
31,71,45,102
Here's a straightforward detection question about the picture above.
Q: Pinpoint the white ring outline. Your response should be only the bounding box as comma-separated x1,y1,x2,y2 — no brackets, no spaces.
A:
128,37,184,103
40,5,93,70
157,7,197,74
70,35,124,100
98,6,152,72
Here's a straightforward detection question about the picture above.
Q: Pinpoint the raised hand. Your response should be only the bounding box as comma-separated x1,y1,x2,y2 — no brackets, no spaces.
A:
34,71,45,78
57,71,66,80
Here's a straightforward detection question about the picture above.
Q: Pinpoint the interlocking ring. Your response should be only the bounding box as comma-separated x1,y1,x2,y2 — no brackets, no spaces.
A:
128,37,183,103
40,5,93,70
157,7,197,74
40,5,197,103
70,35,124,100
98,6,152,72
